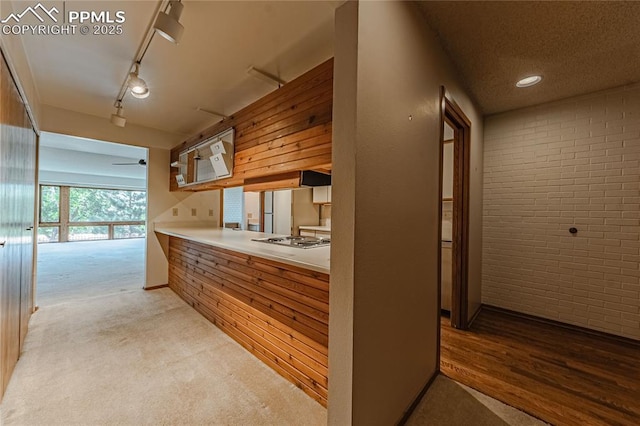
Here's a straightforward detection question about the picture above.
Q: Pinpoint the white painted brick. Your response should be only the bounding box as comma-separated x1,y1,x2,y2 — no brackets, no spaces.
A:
483,85,640,341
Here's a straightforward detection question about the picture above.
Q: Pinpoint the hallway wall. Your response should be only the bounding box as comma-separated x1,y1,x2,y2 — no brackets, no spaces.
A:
330,2,483,424
483,84,640,340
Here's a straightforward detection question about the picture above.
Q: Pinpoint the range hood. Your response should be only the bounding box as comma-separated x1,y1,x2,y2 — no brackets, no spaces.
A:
300,170,331,187
243,170,331,192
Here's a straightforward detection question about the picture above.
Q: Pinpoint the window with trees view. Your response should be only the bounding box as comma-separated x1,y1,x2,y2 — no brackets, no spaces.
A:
38,185,146,243
40,186,60,223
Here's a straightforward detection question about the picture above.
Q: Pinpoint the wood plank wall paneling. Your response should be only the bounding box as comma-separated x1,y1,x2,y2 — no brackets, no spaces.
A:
167,237,329,405
170,59,333,192
0,51,37,401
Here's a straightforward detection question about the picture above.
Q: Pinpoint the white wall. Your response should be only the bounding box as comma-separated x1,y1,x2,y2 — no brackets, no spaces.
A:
244,191,260,227
292,188,320,235
483,84,640,340
147,147,219,288
40,105,180,150
330,2,484,424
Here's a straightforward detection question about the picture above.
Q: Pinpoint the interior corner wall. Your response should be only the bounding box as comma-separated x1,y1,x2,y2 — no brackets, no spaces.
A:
483,84,640,341
328,1,358,423
330,2,483,425
146,147,220,287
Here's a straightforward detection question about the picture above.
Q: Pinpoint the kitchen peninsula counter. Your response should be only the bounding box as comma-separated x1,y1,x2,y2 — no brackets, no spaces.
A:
154,226,330,274
154,224,330,405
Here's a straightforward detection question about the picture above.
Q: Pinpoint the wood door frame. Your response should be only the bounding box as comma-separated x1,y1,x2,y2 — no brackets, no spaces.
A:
440,87,471,330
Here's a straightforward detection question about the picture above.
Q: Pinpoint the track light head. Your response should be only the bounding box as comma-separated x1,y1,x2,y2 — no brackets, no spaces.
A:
128,63,149,99
154,1,184,44
110,102,126,127
131,87,150,99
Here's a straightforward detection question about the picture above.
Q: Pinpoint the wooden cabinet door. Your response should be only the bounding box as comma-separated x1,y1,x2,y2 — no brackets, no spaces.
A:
0,51,37,401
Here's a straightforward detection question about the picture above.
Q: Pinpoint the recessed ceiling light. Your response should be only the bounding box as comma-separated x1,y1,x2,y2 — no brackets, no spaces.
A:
516,75,542,88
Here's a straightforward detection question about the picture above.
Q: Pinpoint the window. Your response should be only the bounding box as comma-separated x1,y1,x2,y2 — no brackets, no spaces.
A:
40,186,60,223
37,185,146,243
69,188,146,222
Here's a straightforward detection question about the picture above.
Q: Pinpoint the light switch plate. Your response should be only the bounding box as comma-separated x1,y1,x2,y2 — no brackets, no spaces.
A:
191,208,197,216
172,208,178,216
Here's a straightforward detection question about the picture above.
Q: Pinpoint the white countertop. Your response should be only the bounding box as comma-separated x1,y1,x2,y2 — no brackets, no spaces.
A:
154,225,330,274
299,225,331,232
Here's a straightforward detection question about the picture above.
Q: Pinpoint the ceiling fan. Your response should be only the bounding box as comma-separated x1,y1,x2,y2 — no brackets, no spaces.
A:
112,159,147,166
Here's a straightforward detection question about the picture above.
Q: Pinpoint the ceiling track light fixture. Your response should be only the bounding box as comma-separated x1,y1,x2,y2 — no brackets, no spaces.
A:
128,62,149,99
110,102,126,127
154,0,184,44
111,0,186,127
247,67,287,88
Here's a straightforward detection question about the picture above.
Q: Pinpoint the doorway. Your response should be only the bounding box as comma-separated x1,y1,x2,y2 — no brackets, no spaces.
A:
36,132,148,306
440,88,471,330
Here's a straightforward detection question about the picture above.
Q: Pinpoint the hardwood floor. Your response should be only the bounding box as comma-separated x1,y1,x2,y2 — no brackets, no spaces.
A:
440,308,640,426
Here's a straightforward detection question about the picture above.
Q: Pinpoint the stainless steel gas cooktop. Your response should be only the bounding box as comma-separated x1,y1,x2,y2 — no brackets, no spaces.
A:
252,235,330,249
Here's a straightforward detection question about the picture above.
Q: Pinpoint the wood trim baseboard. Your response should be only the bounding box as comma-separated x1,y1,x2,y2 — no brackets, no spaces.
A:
396,371,439,425
482,304,640,347
144,284,169,291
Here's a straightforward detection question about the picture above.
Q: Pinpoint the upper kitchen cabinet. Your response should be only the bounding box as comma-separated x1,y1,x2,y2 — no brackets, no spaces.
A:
312,186,331,204
173,128,234,188
169,59,333,192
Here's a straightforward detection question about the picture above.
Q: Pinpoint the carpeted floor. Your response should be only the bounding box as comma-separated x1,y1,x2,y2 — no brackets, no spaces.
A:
0,288,327,425
36,239,145,306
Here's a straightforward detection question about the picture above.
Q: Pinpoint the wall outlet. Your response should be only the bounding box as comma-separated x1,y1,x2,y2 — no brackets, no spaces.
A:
191,208,197,216
247,213,253,219
208,209,214,217
172,208,178,217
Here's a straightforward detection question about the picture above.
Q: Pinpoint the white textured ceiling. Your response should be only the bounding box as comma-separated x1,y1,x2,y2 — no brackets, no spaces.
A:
417,1,640,115
16,0,338,136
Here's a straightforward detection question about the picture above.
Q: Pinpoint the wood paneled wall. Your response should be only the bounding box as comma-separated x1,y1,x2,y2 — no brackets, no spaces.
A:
0,51,37,401
168,237,329,405
170,59,333,192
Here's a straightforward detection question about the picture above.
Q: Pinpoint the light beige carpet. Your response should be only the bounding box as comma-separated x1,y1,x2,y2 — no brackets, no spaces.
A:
0,288,326,425
36,239,145,307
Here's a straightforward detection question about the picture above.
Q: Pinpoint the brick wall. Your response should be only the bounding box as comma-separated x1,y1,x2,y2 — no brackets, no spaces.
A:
483,84,640,340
